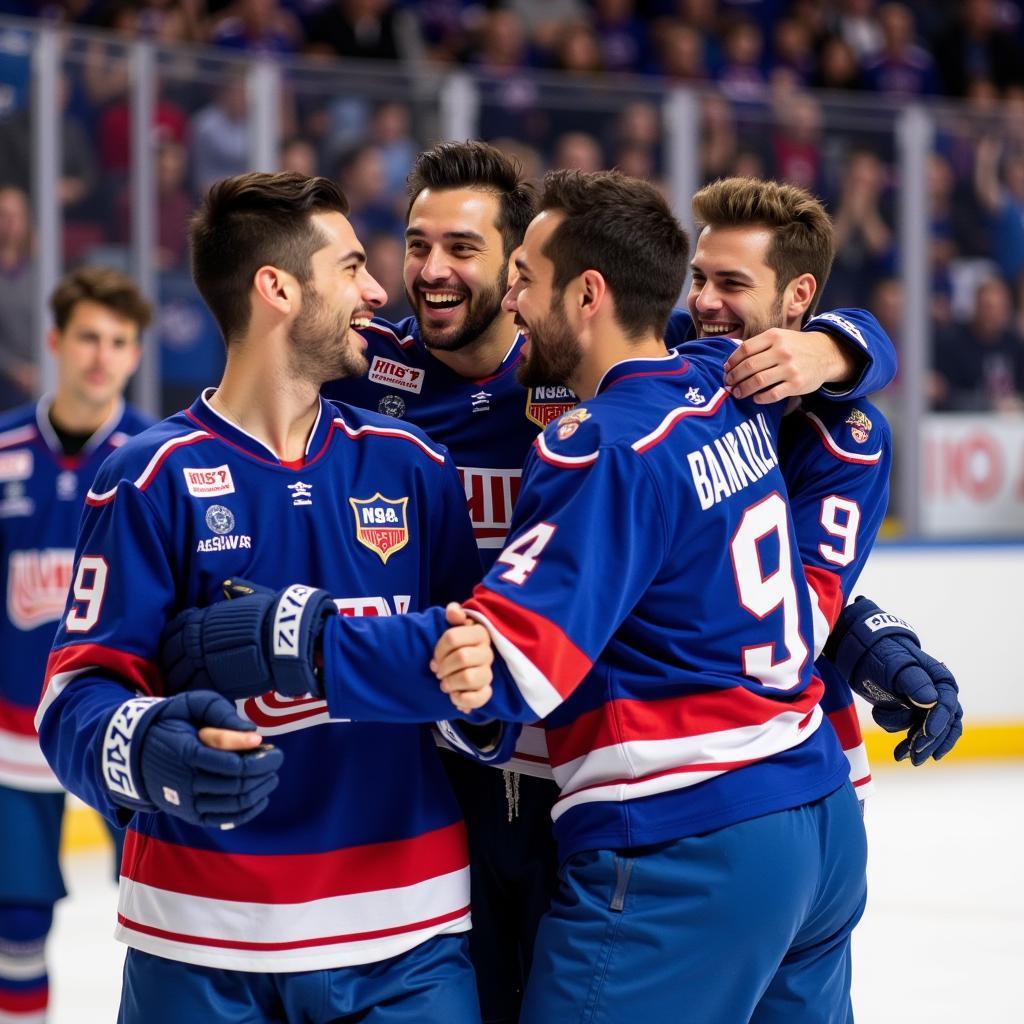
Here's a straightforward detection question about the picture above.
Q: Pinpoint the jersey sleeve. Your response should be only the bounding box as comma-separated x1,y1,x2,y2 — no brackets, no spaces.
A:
804,309,896,398
428,454,484,605
35,479,175,824
320,431,668,726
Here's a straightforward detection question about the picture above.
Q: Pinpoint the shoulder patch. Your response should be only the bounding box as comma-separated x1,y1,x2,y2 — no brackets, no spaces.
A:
844,408,872,444
555,407,590,441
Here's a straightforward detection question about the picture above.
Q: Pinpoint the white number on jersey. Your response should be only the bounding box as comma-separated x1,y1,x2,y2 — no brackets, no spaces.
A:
65,556,109,633
818,495,861,567
730,493,808,691
497,523,556,585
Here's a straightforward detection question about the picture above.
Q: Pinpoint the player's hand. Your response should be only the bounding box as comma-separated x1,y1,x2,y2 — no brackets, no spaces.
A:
118,691,284,828
724,329,854,402
826,597,963,765
160,579,336,700
431,603,494,713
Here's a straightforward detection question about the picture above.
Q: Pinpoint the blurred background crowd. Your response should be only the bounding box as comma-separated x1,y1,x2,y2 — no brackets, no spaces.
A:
3,0,1024,424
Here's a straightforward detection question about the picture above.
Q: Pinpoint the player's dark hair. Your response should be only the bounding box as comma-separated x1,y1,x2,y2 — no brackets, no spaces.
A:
50,265,152,334
539,169,689,340
405,141,538,258
190,171,350,344
692,177,835,314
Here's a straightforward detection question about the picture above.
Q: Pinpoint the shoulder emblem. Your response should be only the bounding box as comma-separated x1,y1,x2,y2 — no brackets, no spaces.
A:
349,493,409,564
555,407,590,441
845,408,873,444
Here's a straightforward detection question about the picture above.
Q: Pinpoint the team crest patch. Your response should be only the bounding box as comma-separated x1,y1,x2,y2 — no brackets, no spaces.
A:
205,504,235,534
845,409,872,444
368,356,425,394
556,408,590,441
525,385,577,428
349,493,409,564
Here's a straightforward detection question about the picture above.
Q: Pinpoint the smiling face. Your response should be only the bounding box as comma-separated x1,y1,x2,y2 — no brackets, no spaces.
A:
403,187,511,353
502,211,584,388
288,210,386,383
687,224,789,340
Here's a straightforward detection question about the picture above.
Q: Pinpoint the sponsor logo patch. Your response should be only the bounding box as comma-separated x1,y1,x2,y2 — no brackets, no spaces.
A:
0,450,32,483
368,356,425,394
845,409,873,444
865,611,913,633
349,493,409,564
184,465,235,498
556,407,591,441
288,481,313,506
525,385,576,428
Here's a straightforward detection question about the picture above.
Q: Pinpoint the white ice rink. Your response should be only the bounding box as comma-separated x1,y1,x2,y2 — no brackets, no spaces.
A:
48,762,1024,1023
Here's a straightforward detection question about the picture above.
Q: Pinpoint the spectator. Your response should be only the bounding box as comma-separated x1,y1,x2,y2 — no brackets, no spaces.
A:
367,100,418,196
549,19,604,75
652,20,708,82
812,34,865,91
715,18,769,102
699,93,739,182
831,0,884,63
508,0,586,57
0,186,36,411
827,148,895,307
591,0,648,75
772,15,815,85
769,90,823,192
280,136,319,177
604,100,663,178
861,3,940,97
335,142,404,240
304,0,409,62
115,141,194,271
933,277,1024,412
365,232,410,323
209,0,302,54
931,0,1024,98
974,135,1024,286
550,130,603,172
191,77,250,196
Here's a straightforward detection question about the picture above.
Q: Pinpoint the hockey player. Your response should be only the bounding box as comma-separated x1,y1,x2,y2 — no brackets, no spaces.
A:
158,170,878,1022
322,143,958,1022
0,267,152,1024
34,173,485,1023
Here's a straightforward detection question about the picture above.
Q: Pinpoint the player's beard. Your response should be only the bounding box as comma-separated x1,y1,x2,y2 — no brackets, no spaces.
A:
516,297,582,389
738,292,787,341
288,282,369,384
409,269,509,353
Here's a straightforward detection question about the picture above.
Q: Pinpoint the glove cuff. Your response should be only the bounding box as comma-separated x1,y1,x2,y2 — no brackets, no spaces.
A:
101,696,163,810
825,597,921,681
265,584,336,697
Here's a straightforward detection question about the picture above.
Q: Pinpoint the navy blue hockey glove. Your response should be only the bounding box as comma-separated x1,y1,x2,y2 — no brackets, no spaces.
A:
826,597,963,765
161,579,336,700
105,691,284,828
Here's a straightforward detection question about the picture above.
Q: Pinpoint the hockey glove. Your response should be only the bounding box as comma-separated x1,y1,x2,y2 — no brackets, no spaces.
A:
826,597,963,765
161,579,336,700
105,691,284,828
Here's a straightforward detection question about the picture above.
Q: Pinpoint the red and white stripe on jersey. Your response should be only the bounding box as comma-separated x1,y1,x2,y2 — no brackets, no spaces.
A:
0,423,37,450
332,416,445,466
114,822,470,972
463,586,592,719
86,429,212,506
533,434,599,469
545,679,824,821
630,388,730,454
801,410,882,465
363,321,415,349
0,697,58,791
804,565,841,656
35,643,161,731
0,984,48,1024
827,701,872,795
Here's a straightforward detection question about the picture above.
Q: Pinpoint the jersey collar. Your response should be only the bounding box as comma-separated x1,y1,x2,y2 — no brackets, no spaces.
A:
35,394,126,457
186,389,335,468
595,352,688,396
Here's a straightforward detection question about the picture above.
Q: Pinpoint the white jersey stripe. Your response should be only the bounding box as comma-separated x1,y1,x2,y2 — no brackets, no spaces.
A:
803,410,882,465
333,417,445,465
0,424,37,450
86,429,211,504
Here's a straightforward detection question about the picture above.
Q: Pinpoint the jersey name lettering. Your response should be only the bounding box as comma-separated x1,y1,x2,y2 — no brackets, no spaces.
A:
687,412,780,511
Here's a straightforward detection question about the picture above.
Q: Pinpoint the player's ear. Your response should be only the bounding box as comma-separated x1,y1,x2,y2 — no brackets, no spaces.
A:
252,265,295,316
785,272,817,321
578,269,606,317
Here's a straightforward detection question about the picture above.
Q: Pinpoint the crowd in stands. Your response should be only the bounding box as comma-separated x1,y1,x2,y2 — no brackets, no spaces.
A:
2,0,1024,413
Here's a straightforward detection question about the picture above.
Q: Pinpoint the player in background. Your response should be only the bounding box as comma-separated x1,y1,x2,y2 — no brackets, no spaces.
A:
159,169,875,1022
0,267,152,1024
682,178,961,790
34,173,484,1023
324,142,957,1022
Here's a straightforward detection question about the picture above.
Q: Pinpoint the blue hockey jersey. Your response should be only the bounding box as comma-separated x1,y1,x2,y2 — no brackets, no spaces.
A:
313,342,854,860
0,398,151,792
35,391,481,972
327,309,895,780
